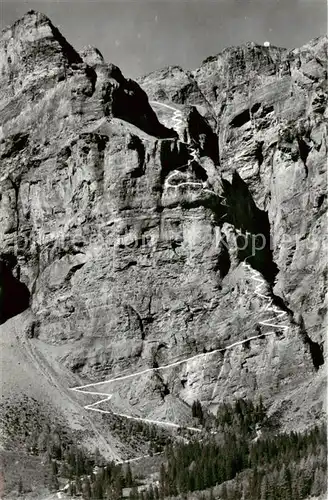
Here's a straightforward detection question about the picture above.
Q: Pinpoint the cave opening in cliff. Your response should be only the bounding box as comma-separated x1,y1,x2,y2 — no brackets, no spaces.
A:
0,257,30,324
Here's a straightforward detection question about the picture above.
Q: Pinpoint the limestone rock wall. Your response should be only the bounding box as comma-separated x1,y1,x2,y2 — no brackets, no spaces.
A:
0,11,326,435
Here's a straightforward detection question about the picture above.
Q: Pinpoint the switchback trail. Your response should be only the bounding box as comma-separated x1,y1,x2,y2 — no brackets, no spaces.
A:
70,101,290,463
70,260,290,463
150,100,227,203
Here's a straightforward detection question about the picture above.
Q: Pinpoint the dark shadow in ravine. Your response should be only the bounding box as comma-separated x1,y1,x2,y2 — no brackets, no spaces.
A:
0,257,30,324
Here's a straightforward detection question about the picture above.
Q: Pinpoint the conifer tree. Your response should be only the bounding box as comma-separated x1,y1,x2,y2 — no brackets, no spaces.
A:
220,482,228,500
153,485,160,500
49,469,59,491
69,481,76,497
76,476,82,495
83,476,92,499
92,475,104,500
125,463,133,487
149,484,156,500
51,460,58,476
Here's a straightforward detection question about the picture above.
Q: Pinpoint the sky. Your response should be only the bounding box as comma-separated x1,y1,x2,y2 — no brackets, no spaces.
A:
0,0,327,78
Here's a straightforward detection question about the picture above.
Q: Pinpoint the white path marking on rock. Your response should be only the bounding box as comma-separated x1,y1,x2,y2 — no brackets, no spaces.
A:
150,101,180,113
150,100,229,209
116,451,162,465
70,333,280,462
71,333,273,392
242,260,289,331
70,101,290,464
70,258,290,463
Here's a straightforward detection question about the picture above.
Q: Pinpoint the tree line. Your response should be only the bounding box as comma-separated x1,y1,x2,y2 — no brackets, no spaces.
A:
138,398,327,500
16,397,326,500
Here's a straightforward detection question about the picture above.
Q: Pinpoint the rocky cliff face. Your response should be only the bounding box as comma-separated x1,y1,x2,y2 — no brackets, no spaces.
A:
0,10,326,449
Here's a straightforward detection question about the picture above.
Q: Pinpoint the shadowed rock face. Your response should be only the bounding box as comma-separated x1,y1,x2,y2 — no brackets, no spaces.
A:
0,11,326,433
0,257,30,323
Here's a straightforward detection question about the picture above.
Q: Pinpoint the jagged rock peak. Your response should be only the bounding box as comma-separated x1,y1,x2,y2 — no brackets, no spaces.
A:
79,45,105,66
0,10,82,66
1,10,50,33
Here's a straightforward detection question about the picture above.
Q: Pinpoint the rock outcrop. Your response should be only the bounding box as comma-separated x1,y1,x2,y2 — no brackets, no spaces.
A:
0,10,326,453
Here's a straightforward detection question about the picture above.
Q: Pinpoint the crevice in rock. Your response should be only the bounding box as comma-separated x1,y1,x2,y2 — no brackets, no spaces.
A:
191,162,208,182
127,135,146,178
262,104,274,116
230,109,251,128
187,107,220,164
251,102,261,114
317,193,326,210
297,136,310,177
153,371,171,400
8,176,20,235
159,140,190,186
124,304,144,340
0,255,30,324
222,171,278,284
298,316,324,370
84,66,97,96
158,343,168,351
214,234,231,279
242,337,251,350
161,383,170,399
71,360,86,374
25,320,39,339
255,140,264,168
111,80,178,139
152,343,169,371
65,262,86,282
30,243,41,296
1,133,29,159
269,292,294,317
